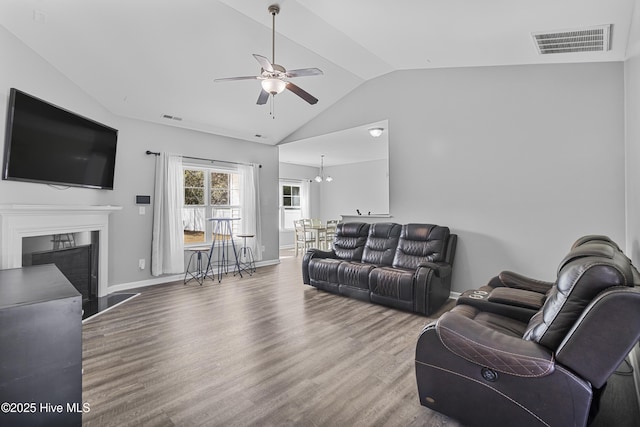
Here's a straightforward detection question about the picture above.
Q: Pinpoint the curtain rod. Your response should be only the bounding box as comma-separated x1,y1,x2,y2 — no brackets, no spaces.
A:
280,177,312,183
145,150,261,168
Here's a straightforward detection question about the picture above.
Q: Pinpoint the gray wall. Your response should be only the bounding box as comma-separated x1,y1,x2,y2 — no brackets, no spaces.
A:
320,159,389,220
626,0,640,268
285,62,626,292
625,0,640,402
0,25,280,290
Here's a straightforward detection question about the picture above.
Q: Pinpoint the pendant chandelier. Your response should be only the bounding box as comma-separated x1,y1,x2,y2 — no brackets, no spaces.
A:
314,155,333,182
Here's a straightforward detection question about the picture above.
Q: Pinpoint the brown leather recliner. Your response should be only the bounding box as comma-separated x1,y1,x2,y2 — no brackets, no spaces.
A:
456,235,625,322
415,240,640,427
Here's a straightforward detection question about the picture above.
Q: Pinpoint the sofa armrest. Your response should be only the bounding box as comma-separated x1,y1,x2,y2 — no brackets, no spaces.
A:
435,310,555,377
302,249,338,284
445,233,457,265
305,248,336,259
417,261,451,278
488,270,553,294
413,262,452,315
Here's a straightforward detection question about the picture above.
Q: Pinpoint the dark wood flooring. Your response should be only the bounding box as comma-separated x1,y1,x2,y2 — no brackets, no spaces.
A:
82,250,638,426
82,250,457,426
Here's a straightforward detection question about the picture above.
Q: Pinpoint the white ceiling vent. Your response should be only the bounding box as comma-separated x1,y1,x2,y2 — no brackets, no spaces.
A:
532,25,611,55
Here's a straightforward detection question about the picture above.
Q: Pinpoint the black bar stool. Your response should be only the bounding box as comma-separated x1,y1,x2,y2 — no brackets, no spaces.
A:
235,234,256,276
184,246,214,285
205,217,242,282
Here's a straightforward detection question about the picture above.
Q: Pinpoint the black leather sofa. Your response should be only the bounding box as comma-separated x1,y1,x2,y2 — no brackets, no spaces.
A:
415,238,640,426
302,222,457,315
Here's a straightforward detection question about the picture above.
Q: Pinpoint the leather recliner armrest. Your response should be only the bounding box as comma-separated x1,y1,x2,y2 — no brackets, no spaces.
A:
305,248,336,259
489,270,554,294
302,249,338,284
417,261,451,278
435,311,555,377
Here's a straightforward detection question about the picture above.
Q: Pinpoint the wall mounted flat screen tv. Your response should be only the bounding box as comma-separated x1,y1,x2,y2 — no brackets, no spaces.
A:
3,88,118,189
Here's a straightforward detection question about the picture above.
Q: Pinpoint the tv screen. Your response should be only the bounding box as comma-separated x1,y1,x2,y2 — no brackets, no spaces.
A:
3,88,118,189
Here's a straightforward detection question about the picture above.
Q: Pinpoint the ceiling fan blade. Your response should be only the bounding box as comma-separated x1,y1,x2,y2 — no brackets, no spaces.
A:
253,54,274,73
286,82,318,105
257,89,270,105
214,76,260,82
286,68,324,78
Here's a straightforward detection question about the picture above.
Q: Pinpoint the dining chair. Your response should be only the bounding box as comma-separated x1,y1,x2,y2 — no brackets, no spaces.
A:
324,219,339,250
294,220,315,256
309,218,327,247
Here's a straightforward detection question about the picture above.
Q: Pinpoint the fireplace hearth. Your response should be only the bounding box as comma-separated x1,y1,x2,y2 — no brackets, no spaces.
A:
23,231,100,317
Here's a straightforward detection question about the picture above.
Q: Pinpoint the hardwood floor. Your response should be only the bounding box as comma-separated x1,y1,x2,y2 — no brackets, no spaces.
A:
82,250,459,426
82,250,638,426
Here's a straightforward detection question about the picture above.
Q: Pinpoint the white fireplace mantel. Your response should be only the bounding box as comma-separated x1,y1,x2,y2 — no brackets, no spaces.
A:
0,204,122,297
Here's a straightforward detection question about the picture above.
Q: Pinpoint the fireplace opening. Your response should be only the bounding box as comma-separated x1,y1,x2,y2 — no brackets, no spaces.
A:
22,231,99,318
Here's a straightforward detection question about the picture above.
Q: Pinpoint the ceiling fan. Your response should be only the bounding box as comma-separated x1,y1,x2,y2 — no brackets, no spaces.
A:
214,4,323,106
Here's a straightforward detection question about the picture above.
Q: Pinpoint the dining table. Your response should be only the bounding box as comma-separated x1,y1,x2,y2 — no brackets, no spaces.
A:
306,223,327,249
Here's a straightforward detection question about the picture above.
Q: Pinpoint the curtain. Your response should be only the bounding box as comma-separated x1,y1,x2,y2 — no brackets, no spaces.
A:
239,163,263,262
151,153,185,275
300,179,310,219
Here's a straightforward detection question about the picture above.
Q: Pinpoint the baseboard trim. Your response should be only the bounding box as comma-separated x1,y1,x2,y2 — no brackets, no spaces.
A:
107,258,280,295
450,291,461,300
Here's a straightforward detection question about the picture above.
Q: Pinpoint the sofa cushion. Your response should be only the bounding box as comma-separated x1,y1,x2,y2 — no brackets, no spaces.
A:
337,262,374,289
369,266,415,302
308,258,342,284
307,258,342,293
334,223,402,291
392,224,450,270
361,223,402,265
333,222,370,261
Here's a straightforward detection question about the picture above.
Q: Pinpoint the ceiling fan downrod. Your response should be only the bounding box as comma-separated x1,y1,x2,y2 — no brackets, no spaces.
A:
268,4,280,65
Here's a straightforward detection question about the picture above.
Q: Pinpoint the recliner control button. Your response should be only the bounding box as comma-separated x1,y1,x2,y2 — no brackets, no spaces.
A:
481,367,498,382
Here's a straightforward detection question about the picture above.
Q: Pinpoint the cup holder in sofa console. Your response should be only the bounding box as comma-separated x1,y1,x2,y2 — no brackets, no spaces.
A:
466,290,488,300
457,289,535,322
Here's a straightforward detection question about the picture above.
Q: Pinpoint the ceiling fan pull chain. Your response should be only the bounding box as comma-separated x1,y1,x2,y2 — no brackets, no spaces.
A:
270,95,275,119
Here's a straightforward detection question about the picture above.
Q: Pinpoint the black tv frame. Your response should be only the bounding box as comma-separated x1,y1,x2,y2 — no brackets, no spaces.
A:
2,88,118,190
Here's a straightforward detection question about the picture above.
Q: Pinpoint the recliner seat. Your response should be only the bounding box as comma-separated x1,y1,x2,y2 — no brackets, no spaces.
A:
303,222,370,293
415,240,640,427
369,224,454,315
336,222,401,301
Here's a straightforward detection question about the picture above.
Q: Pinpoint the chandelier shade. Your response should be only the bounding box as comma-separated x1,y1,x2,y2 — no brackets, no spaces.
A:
261,78,287,95
314,155,332,182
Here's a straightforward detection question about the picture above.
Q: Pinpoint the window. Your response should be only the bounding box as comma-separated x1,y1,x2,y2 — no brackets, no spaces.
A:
183,166,242,245
282,185,300,208
279,182,303,230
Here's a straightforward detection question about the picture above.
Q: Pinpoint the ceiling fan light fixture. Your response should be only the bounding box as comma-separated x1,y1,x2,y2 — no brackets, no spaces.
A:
325,175,333,182
261,78,287,95
314,175,322,182
213,3,322,109
369,127,384,137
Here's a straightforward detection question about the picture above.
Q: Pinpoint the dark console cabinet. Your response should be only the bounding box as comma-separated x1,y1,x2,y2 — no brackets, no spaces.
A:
0,264,82,427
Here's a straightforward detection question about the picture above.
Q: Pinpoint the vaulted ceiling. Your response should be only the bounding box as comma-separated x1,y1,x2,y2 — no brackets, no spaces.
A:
0,0,635,145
